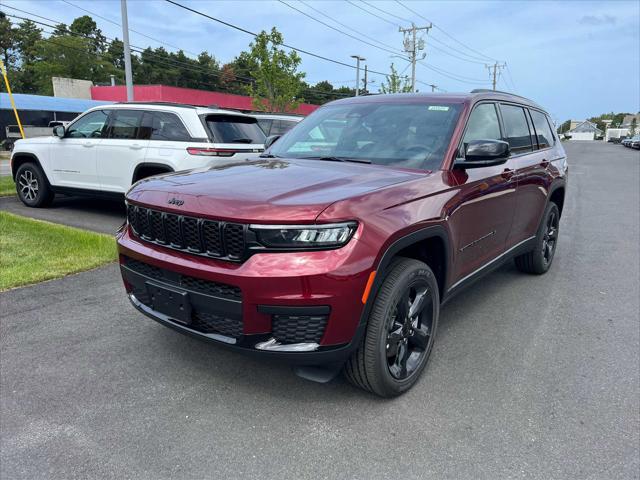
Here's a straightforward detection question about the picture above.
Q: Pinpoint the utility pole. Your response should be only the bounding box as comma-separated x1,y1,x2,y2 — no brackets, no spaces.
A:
429,84,437,92
485,62,506,91
399,23,431,93
363,65,368,94
351,55,365,96
120,0,134,101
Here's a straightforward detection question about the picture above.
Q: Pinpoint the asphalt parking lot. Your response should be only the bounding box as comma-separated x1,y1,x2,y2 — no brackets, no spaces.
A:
1,142,639,479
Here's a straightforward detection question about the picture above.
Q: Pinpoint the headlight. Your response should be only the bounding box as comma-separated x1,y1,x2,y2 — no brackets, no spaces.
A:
250,222,357,249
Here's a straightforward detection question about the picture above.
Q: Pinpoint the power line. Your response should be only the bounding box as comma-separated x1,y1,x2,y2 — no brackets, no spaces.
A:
59,0,200,56
505,64,517,90
277,0,405,57
4,11,354,100
298,0,405,56
394,0,499,62
417,60,488,85
164,0,391,77
345,0,399,27
361,0,412,24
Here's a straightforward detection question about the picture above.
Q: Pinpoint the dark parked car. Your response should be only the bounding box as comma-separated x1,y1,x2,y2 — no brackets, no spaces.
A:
117,90,567,397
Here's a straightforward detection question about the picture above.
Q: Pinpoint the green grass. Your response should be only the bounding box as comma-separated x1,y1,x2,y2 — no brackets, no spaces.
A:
0,212,117,290
0,176,15,196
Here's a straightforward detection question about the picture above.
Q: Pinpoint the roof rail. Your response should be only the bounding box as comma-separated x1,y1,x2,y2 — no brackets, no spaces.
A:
116,101,198,109
470,89,543,109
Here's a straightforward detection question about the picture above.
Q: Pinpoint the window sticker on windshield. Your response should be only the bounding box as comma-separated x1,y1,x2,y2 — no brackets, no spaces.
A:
428,106,450,111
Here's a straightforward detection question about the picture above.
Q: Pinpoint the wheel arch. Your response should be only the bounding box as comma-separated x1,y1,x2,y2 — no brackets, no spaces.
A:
131,163,174,183
548,183,566,217
366,225,451,310
11,152,43,180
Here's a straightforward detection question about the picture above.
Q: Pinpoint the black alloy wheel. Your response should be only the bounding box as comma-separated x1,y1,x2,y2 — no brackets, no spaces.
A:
386,281,434,380
515,201,561,274
344,257,440,397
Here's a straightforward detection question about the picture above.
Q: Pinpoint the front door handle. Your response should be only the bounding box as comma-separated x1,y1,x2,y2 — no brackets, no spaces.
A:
501,168,516,181
130,143,145,150
82,142,95,148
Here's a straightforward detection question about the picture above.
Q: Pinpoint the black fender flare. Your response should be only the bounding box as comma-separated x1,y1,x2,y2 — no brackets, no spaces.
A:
131,163,174,184
347,225,451,352
10,152,43,180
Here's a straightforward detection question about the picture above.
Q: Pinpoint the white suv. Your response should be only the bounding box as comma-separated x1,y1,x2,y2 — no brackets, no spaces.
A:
10,102,265,207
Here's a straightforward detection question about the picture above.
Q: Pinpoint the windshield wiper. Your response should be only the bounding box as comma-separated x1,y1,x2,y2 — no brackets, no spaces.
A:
231,138,254,143
308,156,371,164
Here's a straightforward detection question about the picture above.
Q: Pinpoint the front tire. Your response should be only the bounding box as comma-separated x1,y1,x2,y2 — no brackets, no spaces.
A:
515,202,560,274
15,162,54,208
344,258,440,397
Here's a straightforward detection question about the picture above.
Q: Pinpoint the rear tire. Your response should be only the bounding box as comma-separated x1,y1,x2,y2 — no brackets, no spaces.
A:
344,258,439,397
515,202,560,274
15,162,54,208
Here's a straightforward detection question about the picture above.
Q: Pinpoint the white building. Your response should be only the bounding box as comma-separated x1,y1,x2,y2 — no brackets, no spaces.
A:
566,120,603,141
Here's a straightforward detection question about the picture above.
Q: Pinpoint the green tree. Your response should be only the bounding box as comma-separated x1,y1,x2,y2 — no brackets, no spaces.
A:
379,63,412,94
0,12,17,70
558,119,571,134
69,15,106,54
244,28,305,112
32,34,108,94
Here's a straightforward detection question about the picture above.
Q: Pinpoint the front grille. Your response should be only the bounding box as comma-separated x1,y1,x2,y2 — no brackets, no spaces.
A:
125,257,241,301
272,314,328,344
127,204,247,262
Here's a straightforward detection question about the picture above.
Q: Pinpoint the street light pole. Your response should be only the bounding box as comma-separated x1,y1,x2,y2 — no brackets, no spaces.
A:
351,55,365,96
120,0,134,101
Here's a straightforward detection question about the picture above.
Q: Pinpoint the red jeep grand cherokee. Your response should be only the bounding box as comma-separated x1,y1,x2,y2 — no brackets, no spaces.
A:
117,90,567,397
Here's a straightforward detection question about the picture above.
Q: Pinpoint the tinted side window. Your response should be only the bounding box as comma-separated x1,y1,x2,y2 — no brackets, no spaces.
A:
257,119,273,136
529,109,555,149
500,104,533,154
270,119,297,135
205,115,266,144
107,110,144,139
462,103,501,151
66,110,109,138
140,111,191,141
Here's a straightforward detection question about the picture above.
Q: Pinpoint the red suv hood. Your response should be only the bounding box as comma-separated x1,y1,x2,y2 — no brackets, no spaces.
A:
127,158,425,223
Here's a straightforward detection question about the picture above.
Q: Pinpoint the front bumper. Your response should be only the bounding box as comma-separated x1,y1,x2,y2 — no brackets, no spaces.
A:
117,225,375,364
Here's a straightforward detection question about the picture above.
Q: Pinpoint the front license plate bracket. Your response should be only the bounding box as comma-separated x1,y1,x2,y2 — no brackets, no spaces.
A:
145,281,192,324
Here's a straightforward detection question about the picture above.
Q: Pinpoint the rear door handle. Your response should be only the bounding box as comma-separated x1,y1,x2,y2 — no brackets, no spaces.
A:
130,143,145,150
82,142,95,148
501,168,516,181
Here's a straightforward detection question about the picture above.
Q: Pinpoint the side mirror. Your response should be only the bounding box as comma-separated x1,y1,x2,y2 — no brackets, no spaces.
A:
455,139,510,169
264,134,281,150
53,125,65,138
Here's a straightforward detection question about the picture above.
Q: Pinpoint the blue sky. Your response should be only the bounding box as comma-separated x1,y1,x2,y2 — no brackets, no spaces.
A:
2,0,639,122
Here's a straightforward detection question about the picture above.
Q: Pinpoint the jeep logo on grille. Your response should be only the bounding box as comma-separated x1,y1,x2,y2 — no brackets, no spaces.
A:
167,197,184,206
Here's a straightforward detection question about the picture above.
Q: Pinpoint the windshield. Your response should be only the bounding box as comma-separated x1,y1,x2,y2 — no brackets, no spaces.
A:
268,101,462,170
204,114,266,144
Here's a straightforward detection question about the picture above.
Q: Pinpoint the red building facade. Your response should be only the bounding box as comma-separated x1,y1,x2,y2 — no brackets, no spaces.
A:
91,85,319,115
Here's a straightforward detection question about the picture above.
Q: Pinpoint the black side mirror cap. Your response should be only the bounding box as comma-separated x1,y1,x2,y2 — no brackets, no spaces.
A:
264,134,281,150
53,125,65,138
454,139,510,169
